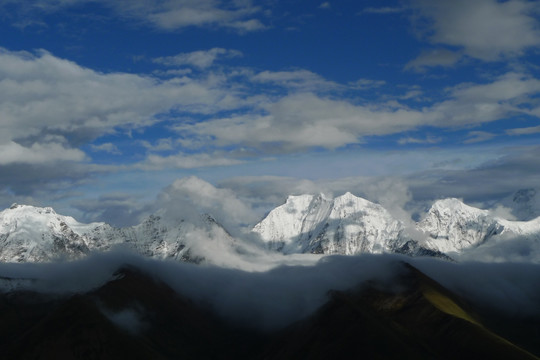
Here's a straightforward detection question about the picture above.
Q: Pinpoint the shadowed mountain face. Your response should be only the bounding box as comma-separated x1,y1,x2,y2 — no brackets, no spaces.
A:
1,264,538,360
261,264,539,360
0,267,264,360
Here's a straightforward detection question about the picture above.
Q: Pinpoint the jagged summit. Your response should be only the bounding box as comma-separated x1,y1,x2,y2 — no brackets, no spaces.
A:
2,196,540,265
5,203,56,215
0,204,100,262
419,198,501,253
253,193,540,259
0,204,237,265
253,192,412,256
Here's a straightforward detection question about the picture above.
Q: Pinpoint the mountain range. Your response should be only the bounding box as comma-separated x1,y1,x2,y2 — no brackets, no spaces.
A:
1,192,540,264
2,194,540,359
253,193,540,259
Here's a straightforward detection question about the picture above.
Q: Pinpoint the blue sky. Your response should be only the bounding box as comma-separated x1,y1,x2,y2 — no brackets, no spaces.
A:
1,0,540,226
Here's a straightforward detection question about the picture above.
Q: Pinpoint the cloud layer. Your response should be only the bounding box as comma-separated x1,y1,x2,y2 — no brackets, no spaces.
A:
1,252,539,330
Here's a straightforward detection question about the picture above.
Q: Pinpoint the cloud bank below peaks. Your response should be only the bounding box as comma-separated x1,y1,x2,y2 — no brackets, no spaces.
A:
1,252,539,330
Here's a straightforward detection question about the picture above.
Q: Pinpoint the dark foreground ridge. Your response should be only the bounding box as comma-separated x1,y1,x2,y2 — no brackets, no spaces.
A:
1,264,538,360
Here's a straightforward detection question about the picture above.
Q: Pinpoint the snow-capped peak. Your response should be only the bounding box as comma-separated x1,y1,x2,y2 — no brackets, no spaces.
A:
0,204,102,262
0,204,250,267
418,198,501,253
5,203,56,216
253,192,407,255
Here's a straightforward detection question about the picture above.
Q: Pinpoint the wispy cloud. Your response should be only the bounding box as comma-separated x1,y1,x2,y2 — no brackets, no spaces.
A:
319,2,330,9
405,48,463,72
463,131,496,144
506,125,540,136
138,152,244,170
398,135,442,145
250,69,340,92
90,143,122,155
0,0,267,32
362,7,403,14
153,48,243,69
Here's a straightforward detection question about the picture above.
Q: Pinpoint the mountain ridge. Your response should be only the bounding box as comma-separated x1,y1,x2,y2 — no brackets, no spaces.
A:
2,193,540,264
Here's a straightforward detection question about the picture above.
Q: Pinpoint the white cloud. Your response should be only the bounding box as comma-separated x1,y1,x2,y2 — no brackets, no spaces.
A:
506,125,540,136
156,176,259,232
411,0,540,60
251,69,339,92
362,7,403,14
405,48,462,71
398,135,442,145
169,71,540,153
139,152,244,170
463,131,496,144
0,141,86,165
432,72,540,127
73,192,150,226
140,138,175,152
319,2,330,9
348,78,386,90
173,92,425,152
0,0,266,32
0,48,244,165
90,143,121,155
153,48,243,69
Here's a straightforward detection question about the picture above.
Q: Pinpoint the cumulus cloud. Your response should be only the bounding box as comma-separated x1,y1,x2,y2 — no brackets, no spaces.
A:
0,48,240,148
432,72,540,127
72,193,151,227
172,92,425,152
171,72,540,153
0,47,247,198
410,0,540,61
155,176,259,232
0,141,86,165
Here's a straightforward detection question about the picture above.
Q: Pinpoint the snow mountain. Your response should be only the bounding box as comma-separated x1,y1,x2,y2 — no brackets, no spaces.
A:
0,204,236,264
0,204,103,262
253,193,540,259
2,194,540,264
252,193,442,258
418,198,503,253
